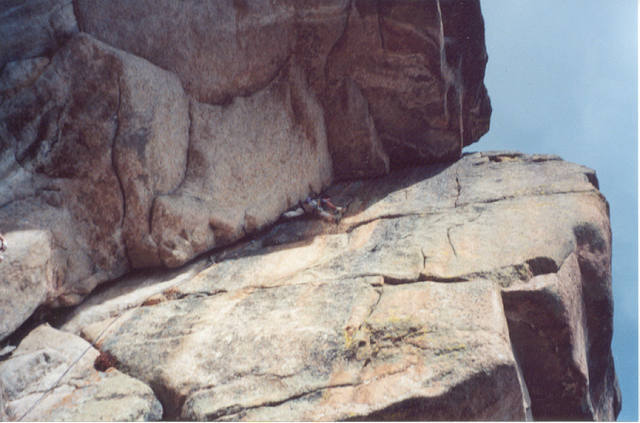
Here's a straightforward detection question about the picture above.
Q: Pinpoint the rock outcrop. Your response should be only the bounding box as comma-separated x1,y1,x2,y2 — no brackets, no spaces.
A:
75,0,490,174
0,152,618,420
0,1,621,420
0,0,490,339
0,324,161,421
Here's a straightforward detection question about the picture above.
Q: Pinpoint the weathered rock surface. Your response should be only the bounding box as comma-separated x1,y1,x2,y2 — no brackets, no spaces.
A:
324,0,491,175
0,0,491,339
75,0,491,176
0,33,331,339
0,0,78,68
1,1,620,420
153,61,332,268
0,324,162,421
0,230,59,348
0,33,189,338
42,152,617,420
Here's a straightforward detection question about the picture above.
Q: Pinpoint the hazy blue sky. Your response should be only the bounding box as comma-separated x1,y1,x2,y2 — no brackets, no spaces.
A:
474,1,637,420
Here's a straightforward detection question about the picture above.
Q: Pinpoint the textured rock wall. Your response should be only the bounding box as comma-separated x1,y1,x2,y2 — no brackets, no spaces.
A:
74,0,491,175
0,0,620,421
0,152,619,420
0,325,162,421
0,0,490,340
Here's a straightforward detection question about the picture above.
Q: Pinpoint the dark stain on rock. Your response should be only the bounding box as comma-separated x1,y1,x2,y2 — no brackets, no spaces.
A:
94,350,119,372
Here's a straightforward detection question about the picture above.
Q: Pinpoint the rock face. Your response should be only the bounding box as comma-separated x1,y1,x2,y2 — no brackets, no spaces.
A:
0,0,78,68
0,0,621,420
0,0,490,338
0,324,162,421
5,152,608,421
75,0,490,178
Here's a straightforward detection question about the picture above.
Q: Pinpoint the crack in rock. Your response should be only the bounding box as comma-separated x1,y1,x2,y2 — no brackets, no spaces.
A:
446,225,458,257
110,74,127,234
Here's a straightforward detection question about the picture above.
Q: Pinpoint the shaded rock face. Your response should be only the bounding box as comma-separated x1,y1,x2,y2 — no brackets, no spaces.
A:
324,0,490,175
0,0,78,68
0,152,611,421
0,0,489,338
75,0,491,177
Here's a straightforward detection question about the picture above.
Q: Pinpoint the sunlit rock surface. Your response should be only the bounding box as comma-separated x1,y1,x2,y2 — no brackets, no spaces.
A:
0,325,162,421
49,152,619,420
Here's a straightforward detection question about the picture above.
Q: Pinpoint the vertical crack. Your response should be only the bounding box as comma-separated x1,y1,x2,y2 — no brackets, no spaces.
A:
110,74,131,268
368,287,383,320
147,197,156,237
436,0,446,75
323,0,352,81
456,57,465,153
172,99,193,194
446,226,458,257
111,76,126,229
454,171,461,208
70,0,84,32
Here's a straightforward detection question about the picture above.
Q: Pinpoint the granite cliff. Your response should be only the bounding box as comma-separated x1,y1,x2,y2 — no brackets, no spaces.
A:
0,0,619,421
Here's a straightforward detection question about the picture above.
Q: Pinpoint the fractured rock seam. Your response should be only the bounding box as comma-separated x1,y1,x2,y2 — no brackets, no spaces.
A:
110,74,125,229
197,382,359,421
70,0,83,32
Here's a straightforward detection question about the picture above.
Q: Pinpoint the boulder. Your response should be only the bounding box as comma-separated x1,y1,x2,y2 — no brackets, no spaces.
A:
75,0,491,177
0,324,162,421
0,230,61,349
81,278,528,421
74,0,298,105
151,60,332,268
55,152,618,420
324,0,491,174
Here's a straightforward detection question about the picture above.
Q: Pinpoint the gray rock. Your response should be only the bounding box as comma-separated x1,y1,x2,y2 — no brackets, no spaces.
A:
0,324,162,421
0,0,78,68
0,57,50,100
0,230,59,344
58,152,618,420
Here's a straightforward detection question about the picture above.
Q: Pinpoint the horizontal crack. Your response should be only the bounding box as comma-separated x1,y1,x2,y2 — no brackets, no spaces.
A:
344,212,424,233
455,188,599,208
419,274,468,283
204,382,359,420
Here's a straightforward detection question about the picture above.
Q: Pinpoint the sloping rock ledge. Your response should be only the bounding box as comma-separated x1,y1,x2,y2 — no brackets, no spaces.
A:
0,151,620,421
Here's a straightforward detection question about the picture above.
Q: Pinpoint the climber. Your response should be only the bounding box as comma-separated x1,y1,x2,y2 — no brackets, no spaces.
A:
281,195,345,223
